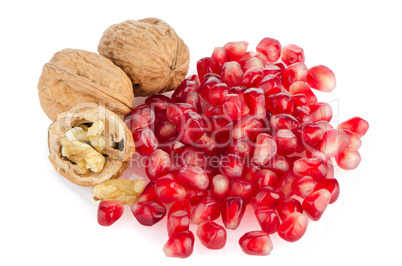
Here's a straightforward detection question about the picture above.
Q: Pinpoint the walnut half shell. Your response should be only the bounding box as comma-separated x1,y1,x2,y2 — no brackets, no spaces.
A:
48,103,134,186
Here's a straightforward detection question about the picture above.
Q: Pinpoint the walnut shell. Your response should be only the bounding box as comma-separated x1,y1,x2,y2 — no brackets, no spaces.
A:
48,103,134,186
98,18,190,97
38,49,134,121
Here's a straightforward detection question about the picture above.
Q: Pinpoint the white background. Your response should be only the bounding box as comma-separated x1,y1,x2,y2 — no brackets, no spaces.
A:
1,0,401,265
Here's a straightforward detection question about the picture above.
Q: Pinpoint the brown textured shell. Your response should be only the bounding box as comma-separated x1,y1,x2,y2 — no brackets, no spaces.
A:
48,103,135,186
98,18,190,97
38,49,134,121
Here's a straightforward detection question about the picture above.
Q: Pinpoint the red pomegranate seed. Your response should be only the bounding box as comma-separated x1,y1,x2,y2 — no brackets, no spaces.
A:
262,64,283,80
302,189,331,221
266,93,294,115
270,114,300,132
254,207,280,234
137,181,157,203
97,200,124,227
200,76,221,101
230,179,254,204
127,104,156,132
204,105,223,118
282,62,308,89
177,165,209,190
171,80,200,103
167,210,190,237
309,102,333,122
293,157,328,180
181,91,202,113
239,231,273,256
197,57,219,82
188,74,200,84
277,198,303,221
277,171,298,198
210,174,230,201
180,146,206,168
243,163,261,182
210,116,233,145
155,175,186,204
338,116,369,137
154,120,178,143
294,106,311,124
281,44,305,66
163,230,194,258
291,93,308,107
208,83,229,106
131,200,166,226
265,155,291,177
166,103,196,126
221,61,244,87
168,199,191,217
257,74,282,95
197,221,227,249
275,129,298,155
315,120,333,132
292,175,317,199
335,148,362,170
223,41,249,61
253,169,279,192
251,185,284,210
219,154,244,179
211,46,229,70
184,186,208,206
160,138,185,155
145,94,172,112
133,127,159,156
178,111,205,144
238,51,269,65
221,94,250,121
145,149,172,181
195,133,220,155
256,37,282,62
229,138,253,157
315,178,340,204
191,196,221,224
229,86,248,101
243,58,265,71
307,65,336,92
244,88,266,120
221,196,246,230
319,129,351,158
343,129,362,149
253,133,277,166
277,212,308,242
288,81,317,106
232,115,264,140
241,67,264,87
296,122,325,150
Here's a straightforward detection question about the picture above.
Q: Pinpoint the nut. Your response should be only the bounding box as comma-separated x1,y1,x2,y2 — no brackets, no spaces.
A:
48,103,134,186
38,49,134,121
98,18,190,97
93,178,146,206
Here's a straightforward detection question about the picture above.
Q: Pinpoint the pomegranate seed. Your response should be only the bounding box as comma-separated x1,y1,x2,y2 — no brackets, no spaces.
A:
335,148,362,170
315,178,340,204
181,91,202,113
262,64,283,80
294,106,311,124
302,189,331,221
307,65,336,92
97,200,124,226
319,129,351,157
309,102,333,122
275,129,298,155
274,62,286,71
208,83,229,106
145,94,172,112
204,105,223,118
154,120,178,143
282,62,308,89
291,93,308,107
178,111,205,144
293,157,328,180
229,86,248,101
188,74,200,84
168,199,191,217
191,196,221,224
133,127,159,156
343,129,362,149
221,61,244,87
230,179,254,204
270,114,300,132
197,57,219,82
254,207,280,234
265,155,292,177
127,104,155,132
253,169,279,192
163,230,194,258
180,147,206,168
219,154,244,179
184,186,208,206
211,46,229,70
229,138,253,157
210,116,233,145
251,185,284,210
288,81,317,106
137,181,157,203
239,231,273,256
166,103,195,126
200,75,221,101
277,198,303,221
243,58,265,71
171,80,200,103
167,210,190,237
257,74,281,95
131,200,166,226
277,171,298,197
338,116,369,137
244,88,266,120
277,212,308,242
197,221,227,249
256,37,282,62
296,122,325,150
145,149,172,181
195,133,221,155
241,67,264,87
160,138,185,155
155,175,186,204
292,175,317,199
315,120,333,132
238,51,269,65
210,174,231,201
177,165,209,190
221,94,250,121
243,163,261,182
253,133,277,166
232,115,264,140
223,41,249,61
221,196,246,230
281,44,305,66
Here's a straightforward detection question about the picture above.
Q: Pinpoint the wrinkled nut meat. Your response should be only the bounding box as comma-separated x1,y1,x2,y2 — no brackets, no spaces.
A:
48,103,134,186
93,179,146,206
98,18,190,97
38,49,134,121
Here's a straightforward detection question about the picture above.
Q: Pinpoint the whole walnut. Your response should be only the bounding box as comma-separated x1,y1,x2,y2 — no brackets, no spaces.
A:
38,49,134,121
98,18,190,97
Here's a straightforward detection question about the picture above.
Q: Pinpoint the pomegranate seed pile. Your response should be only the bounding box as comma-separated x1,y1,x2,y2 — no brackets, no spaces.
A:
98,38,369,258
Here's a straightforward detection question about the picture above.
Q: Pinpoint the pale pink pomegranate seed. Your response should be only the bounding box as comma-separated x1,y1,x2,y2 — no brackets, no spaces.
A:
319,129,351,158
180,146,206,168
166,103,196,126
282,62,308,89
276,198,303,221
309,102,333,122
97,200,124,227
229,138,253,157
211,46,229,70
163,230,194,258
197,221,227,250
307,65,336,92
200,75,221,101
127,104,156,132
335,148,362,170
133,127,159,156
171,80,200,103
208,83,229,106
292,175,317,199
239,231,274,256
288,81,317,106
302,189,331,221
131,200,166,226
210,174,231,201
293,157,328,180
221,61,244,87
315,178,340,204
155,175,186,204
197,57,219,81
178,111,205,144
251,185,284,210
244,88,266,120
145,94,172,112
253,169,279,192
230,179,254,204
223,41,249,61
154,120,178,143
281,44,305,66
257,74,282,95
277,171,298,198
145,149,172,181
243,57,265,71
219,154,244,179
254,207,280,234
191,196,221,224
168,199,191,217
277,212,308,242
343,129,362,149
238,51,269,65
266,93,294,115
270,114,300,132
177,165,209,191
241,67,264,87
221,94,250,121
253,133,278,166
232,115,264,140
262,64,283,80
338,116,369,137
256,37,282,62
221,196,246,230
167,210,190,237
275,129,298,155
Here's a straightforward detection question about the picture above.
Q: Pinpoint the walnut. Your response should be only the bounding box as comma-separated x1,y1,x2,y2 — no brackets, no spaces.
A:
48,103,134,186
93,179,146,206
98,18,190,97
38,49,134,121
